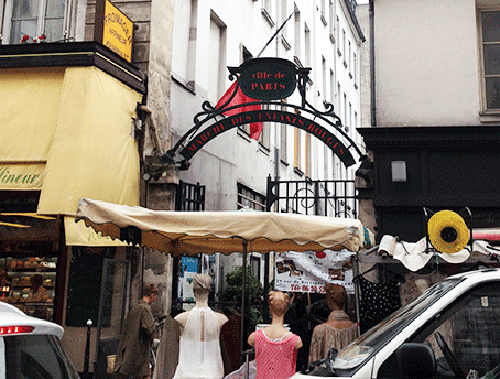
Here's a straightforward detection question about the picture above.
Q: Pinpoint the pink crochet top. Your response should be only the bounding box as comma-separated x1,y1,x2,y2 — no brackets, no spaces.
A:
254,328,299,379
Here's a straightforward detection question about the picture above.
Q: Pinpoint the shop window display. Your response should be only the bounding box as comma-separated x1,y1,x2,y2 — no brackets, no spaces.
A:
0,257,57,321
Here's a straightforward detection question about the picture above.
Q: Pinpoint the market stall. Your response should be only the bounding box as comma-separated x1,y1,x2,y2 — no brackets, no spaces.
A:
75,197,372,374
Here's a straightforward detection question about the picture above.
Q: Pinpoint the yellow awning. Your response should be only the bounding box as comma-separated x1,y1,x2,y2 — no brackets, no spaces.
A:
0,66,142,214
38,66,142,214
0,67,65,162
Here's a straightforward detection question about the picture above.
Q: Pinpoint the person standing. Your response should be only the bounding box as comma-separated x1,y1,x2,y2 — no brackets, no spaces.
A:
114,283,158,379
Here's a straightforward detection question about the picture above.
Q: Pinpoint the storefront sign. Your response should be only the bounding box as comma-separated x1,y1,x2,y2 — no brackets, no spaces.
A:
95,0,133,62
238,58,297,100
0,164,44,189
180,110,356,167
274,250,356,294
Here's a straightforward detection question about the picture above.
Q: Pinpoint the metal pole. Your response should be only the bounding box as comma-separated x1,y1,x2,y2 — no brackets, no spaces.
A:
240,239,248,363
83,319,92,379
93,259,109,378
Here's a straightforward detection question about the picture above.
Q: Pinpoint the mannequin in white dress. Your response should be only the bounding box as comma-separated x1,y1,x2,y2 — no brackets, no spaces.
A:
173,273,228,379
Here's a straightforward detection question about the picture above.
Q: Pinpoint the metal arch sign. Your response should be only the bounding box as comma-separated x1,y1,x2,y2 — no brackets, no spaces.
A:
237,58,297,100
163,57,363,171
179,110,356,167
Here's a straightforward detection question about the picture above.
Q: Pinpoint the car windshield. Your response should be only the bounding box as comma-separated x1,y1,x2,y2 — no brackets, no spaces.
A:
330,277,462,374
2,334,80,379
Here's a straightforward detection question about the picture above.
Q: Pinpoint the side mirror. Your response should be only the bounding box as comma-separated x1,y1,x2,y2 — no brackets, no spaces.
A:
395,343,437,379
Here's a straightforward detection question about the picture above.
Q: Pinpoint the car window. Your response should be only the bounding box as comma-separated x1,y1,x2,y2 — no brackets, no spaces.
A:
379,281,500,379
2,334,80,379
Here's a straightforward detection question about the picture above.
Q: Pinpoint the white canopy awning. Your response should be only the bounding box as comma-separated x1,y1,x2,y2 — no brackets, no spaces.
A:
75,198,371,256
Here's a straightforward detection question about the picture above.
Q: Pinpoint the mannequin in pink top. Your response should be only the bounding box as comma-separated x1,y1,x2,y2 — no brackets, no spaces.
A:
248,291,303,379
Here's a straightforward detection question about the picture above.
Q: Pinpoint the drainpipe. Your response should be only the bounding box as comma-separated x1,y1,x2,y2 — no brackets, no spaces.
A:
369,0,377,127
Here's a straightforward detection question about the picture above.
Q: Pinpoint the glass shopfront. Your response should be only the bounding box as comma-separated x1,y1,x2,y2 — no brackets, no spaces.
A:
0,255,57,321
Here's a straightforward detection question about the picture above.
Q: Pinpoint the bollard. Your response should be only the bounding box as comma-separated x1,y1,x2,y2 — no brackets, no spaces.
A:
83,319,92,379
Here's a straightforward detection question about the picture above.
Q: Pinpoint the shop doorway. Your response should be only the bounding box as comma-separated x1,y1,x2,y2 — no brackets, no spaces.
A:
93,258,131,379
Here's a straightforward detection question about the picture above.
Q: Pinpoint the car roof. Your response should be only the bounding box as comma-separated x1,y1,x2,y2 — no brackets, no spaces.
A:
0,302,64,339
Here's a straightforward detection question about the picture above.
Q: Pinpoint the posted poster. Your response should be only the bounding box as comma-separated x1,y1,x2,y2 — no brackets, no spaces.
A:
179,257,198,310
274,249,355,294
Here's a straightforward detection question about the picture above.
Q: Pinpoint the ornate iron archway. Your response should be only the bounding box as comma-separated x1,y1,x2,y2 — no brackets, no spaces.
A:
162,57,365,170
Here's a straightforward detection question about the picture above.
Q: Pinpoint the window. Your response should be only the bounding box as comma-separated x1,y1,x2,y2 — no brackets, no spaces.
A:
294,128,302,172
280,104,288,163
258,104,271,151
324,144,330,179
337,82,341,115
305,132,312,177
353,52,357,86
304,23,311,67
330,69,335,106
320,0,326,25
262,0,273,25
237,183,265,211
263,0,271,13
344,93,347,128
280,0,287,37
378,282,500,378
2,0,67,44
329,1,334,40
342,30,347,66
322,56,327,100
336,16,340,54
172,0,197,88
348,41,351,70
208,11,226,102
4,334,81,379
349,102,352,132
294,7,301,60
480,10,500,111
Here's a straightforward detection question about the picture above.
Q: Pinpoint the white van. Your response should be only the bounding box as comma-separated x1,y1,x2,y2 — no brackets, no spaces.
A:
293,268,500,379
0,302,80,379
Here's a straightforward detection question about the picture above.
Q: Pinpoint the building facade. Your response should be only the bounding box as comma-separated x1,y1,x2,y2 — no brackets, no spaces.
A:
357,0,500,243
169,0,366,296
0,0,366,375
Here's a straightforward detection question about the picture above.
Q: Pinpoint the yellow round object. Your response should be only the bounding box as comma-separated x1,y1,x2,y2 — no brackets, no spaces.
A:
427,210,469,254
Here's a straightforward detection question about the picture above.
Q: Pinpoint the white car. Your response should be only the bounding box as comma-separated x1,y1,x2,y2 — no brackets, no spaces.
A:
0,302,80,379
292,268,500,379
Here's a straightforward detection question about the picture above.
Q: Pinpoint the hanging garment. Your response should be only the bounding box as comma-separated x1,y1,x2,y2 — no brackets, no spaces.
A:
220,310,242,375
254,328,300,379
173,307,225,379
288,300,329,372
308,311,359,362
357,275,402,334
153,314,181,379
224,360,257,379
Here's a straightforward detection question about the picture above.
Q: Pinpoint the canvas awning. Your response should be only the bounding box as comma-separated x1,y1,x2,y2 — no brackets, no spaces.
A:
75,198,368,256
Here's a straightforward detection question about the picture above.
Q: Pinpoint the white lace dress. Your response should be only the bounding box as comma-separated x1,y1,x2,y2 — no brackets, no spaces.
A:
173,307,224,379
